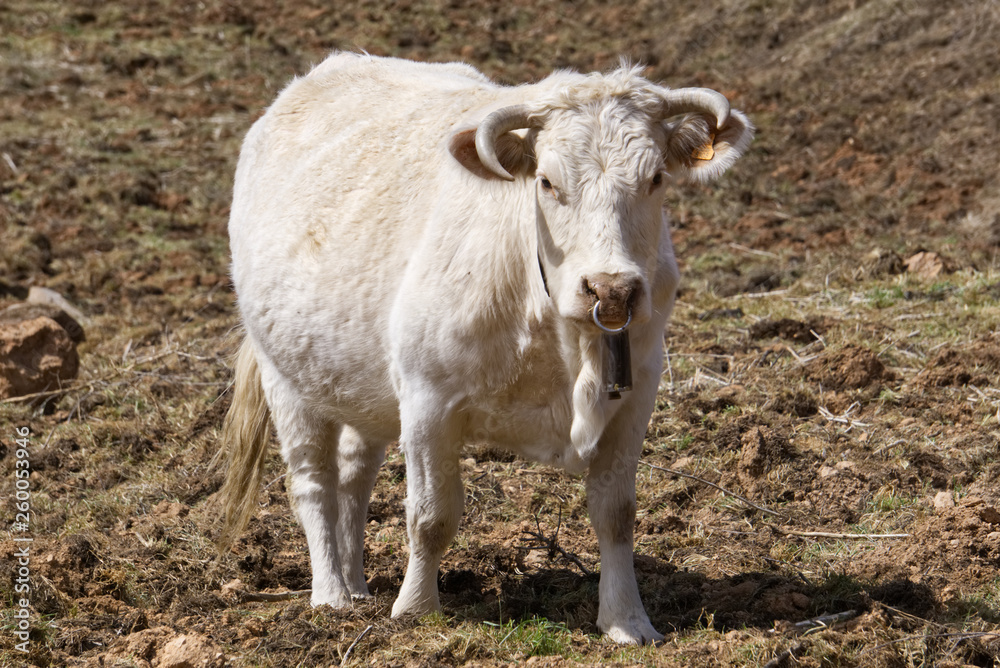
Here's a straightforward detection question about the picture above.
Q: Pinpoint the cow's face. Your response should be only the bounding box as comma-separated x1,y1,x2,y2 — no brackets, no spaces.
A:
532,101,669,332
451,74,754,335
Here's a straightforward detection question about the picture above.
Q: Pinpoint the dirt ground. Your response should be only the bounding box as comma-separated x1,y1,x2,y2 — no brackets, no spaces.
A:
2,0,999,666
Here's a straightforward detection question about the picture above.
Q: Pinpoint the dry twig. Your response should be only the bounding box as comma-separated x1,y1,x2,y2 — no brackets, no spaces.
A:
341,624,374,666
640,461,786,519
817,402,870,431
762,642,805,668
729,242,779,259
775,527,910,539
881,603,949,630
785,609,859,633
518,510,594,576
641,464,913,540
784,344,820,364
240,589,311,602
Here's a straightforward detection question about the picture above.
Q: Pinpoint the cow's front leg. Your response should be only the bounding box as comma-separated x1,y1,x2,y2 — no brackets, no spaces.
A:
391,401,463,617
586,425,663,645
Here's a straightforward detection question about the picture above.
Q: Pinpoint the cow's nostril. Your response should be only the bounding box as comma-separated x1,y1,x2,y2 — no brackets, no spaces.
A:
584,273,639,328
585,276,636,303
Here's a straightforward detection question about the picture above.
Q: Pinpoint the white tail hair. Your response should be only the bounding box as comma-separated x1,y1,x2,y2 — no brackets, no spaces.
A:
217,337,271,552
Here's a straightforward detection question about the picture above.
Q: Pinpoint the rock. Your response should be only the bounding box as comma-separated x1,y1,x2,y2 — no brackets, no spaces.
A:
236,617,266,640
123,627,173,662
904,251,949,279
0,288,86,399
739,426,790,477
979,506,1000,524
0,316,79,399
738,426,792,494
27,285,89,324
933,491,955,510
156,633,226,668
0,302,85,343
220,578,246,604
153,501,189,519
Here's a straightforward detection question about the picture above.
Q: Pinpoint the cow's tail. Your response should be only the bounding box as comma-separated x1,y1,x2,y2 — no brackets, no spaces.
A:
217,337,271,552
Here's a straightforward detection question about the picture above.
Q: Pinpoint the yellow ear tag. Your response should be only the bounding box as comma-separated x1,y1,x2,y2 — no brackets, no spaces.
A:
691,133,716,161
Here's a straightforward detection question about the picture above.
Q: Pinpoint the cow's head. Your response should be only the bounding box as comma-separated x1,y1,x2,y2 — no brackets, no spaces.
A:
452,68,753,334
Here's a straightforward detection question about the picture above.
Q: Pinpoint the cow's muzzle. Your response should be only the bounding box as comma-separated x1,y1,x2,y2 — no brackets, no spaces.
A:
584,273,640,332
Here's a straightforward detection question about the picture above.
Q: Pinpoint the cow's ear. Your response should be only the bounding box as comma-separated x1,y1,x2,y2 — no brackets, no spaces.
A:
449,128,532,180
662,109,754,183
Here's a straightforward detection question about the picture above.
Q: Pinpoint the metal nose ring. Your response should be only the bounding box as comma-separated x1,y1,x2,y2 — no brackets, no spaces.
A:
591,300,632,334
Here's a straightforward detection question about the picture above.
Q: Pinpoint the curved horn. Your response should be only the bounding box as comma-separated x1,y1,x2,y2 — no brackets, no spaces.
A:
475,104,536,181
659,87,731,129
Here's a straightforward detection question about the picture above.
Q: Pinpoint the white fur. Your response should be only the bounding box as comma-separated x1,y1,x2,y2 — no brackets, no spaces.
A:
229,52,752,645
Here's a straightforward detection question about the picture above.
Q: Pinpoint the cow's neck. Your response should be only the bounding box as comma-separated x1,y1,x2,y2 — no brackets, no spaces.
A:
434,183,613,468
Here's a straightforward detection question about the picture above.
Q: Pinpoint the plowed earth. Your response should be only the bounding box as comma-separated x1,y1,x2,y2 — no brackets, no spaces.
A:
2,1,999,666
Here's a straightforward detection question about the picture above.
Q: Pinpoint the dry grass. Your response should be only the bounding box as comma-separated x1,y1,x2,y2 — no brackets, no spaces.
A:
2,0,1000,666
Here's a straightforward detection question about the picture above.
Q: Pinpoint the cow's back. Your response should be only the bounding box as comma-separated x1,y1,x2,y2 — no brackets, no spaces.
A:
229,53,499,437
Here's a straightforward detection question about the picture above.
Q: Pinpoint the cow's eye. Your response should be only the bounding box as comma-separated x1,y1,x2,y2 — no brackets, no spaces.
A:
648,171,664,194
540,177,553,190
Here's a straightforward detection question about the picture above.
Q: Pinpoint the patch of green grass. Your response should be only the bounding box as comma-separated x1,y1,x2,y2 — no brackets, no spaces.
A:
878,387,902,404
685,250,742,275
675,432,695,451
948,577,1000,625
801,537,877,564
671,613,720,645
480,616,576,658
852,485,922,534
92,561,152,608
606,639,673,664
866,285,905,309
867,485,910,514
728,636,782,666
813,572,866,607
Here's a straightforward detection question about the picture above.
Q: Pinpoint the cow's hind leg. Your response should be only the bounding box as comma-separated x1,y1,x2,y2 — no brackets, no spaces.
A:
391,398,463,617
336,425,387,597
264,372,351,608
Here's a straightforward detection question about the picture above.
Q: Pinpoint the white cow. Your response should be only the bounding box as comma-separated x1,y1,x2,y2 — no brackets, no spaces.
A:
220,52,752,644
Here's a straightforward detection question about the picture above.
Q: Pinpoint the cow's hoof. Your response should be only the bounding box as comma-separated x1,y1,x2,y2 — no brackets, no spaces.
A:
602,619,664,645
390,594,441,618
311,589,351,609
